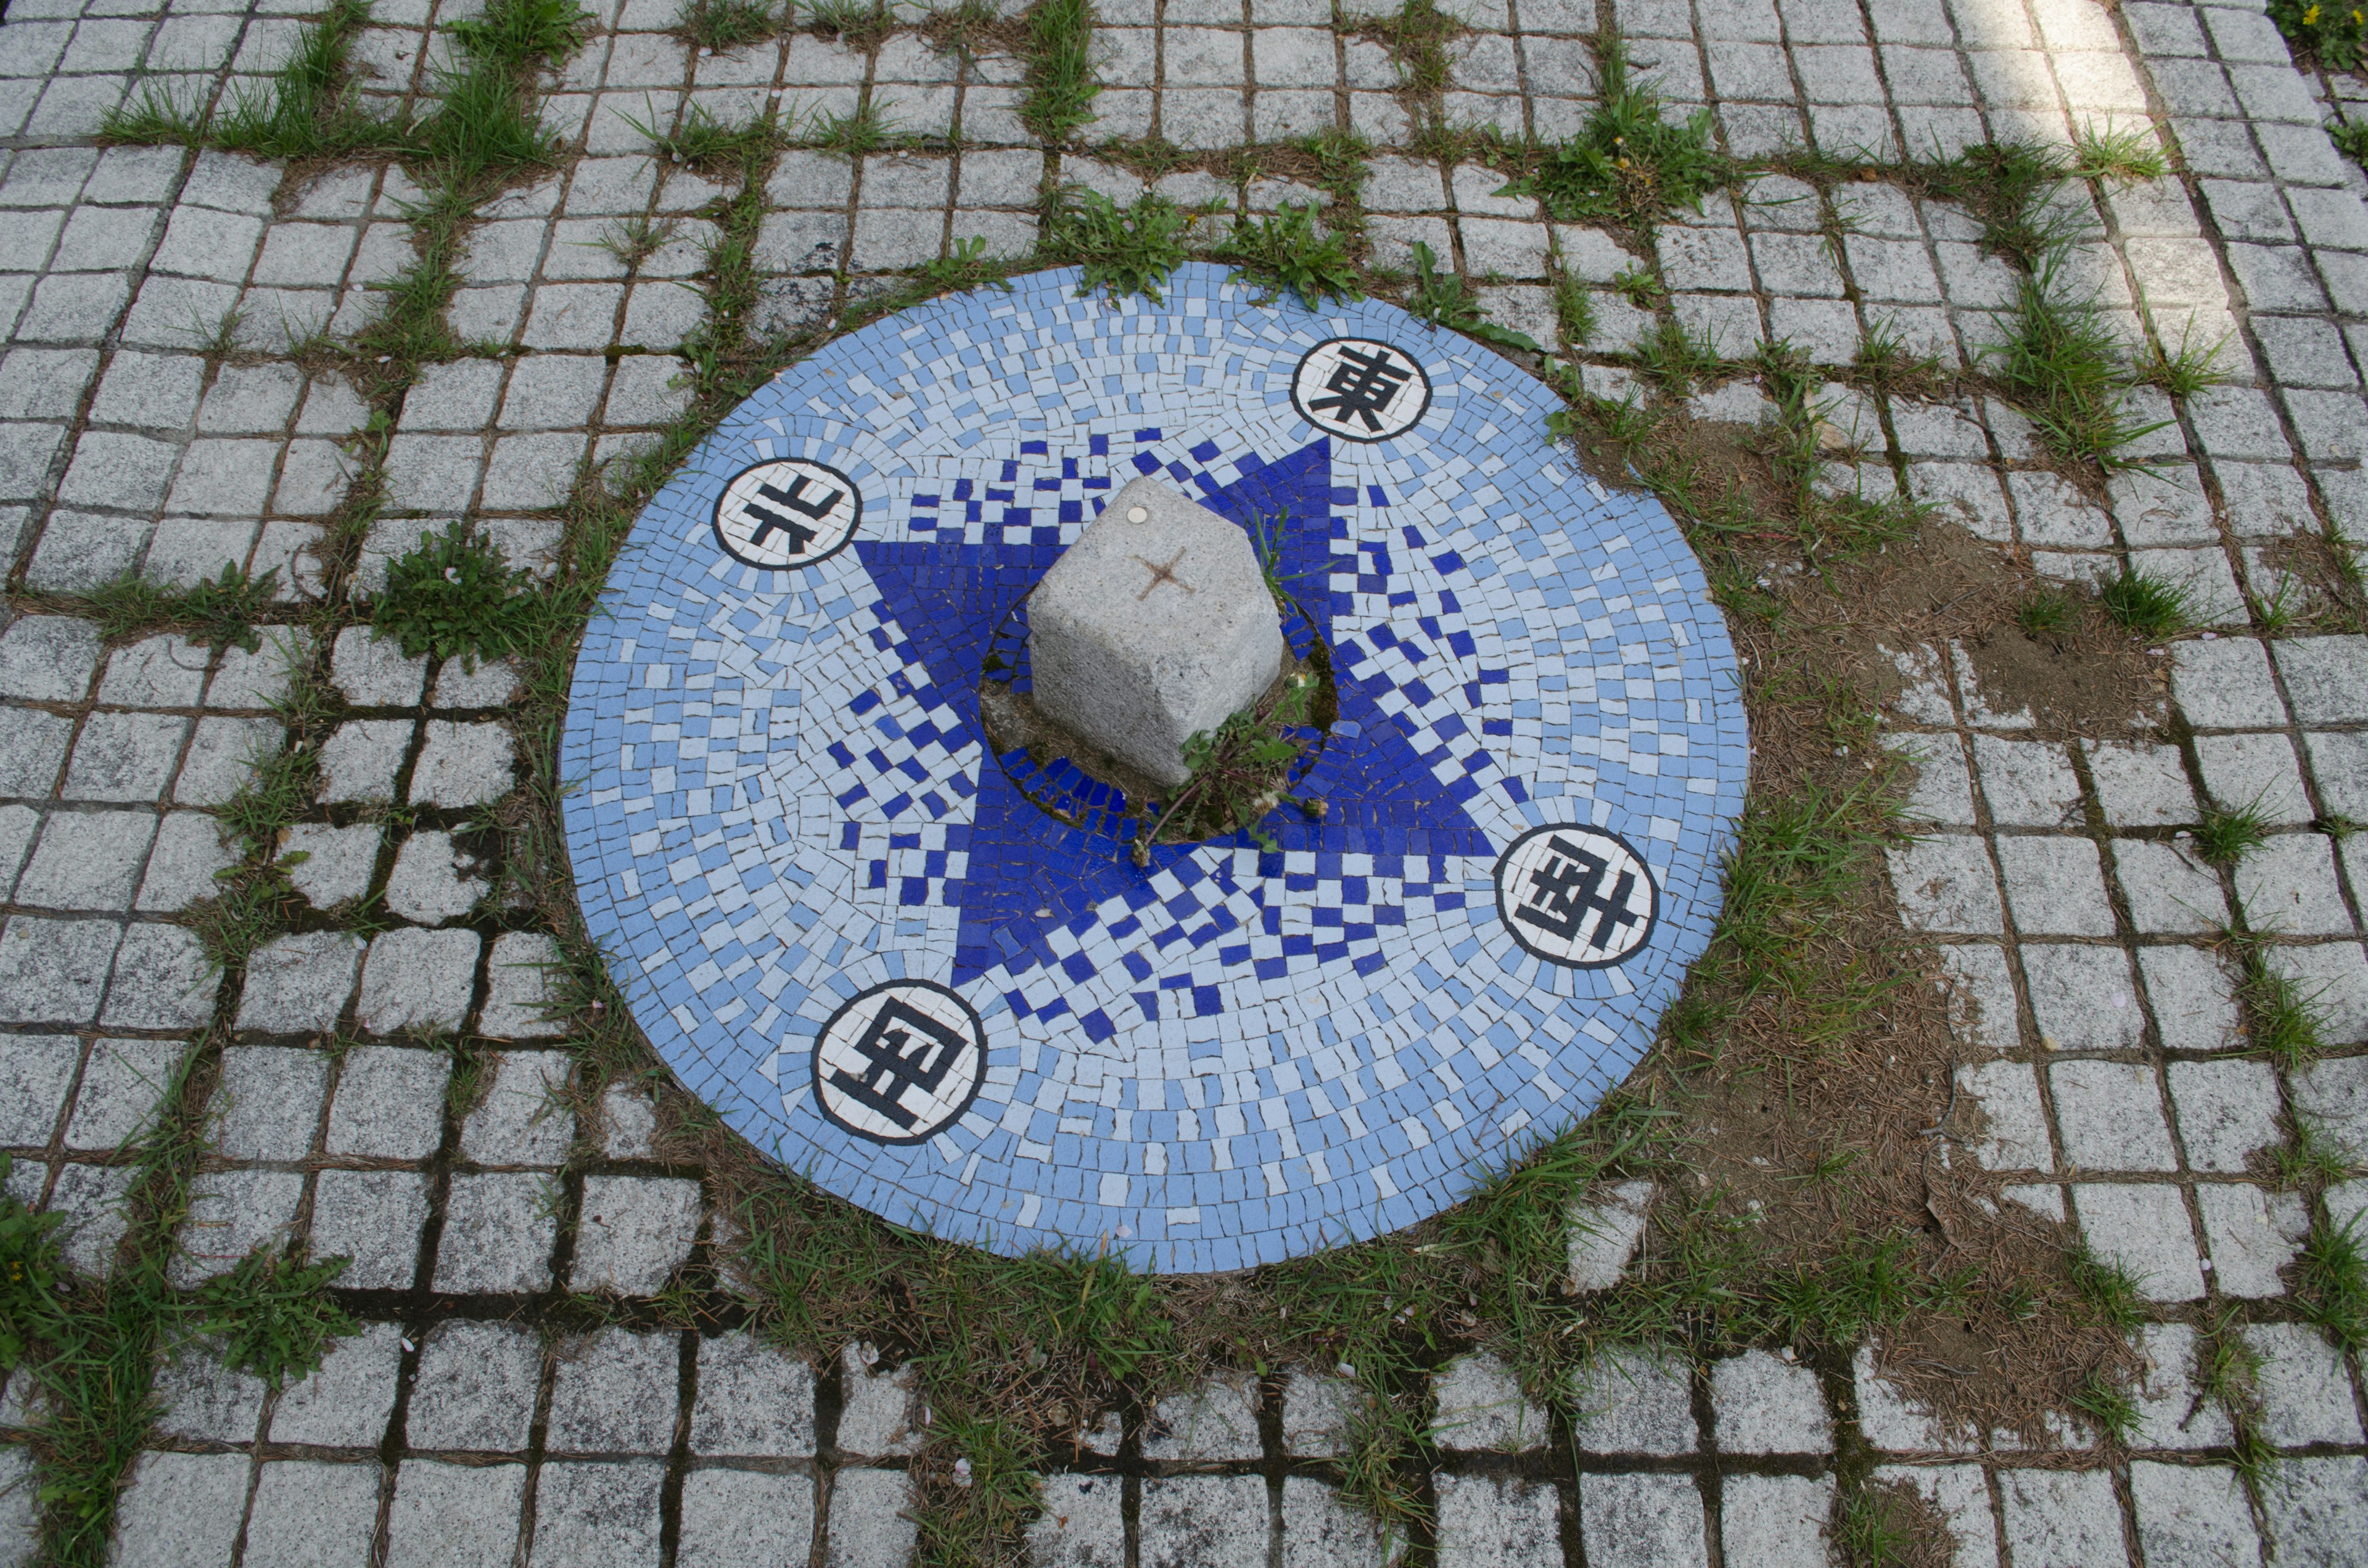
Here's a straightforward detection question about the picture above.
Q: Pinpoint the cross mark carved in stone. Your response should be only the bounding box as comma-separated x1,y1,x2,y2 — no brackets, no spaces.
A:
1132,549,1195,602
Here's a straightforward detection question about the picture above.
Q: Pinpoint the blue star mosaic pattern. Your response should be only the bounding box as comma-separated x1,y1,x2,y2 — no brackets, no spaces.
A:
561,263,1748,1272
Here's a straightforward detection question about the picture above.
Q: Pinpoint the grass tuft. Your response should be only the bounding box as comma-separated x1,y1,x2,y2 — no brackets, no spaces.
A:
1020,0,1100,143
2297,1212,2366,1353
1046,189,1192,303
1215,202,1362,311
2193,795,2274,866
1493,31,1727,230
2068,1242,2147,1332
1402,241,1541,351
192,1244,361,1390
1985,260,2169,470
681,0,781,50
2229,931,2330,1067
2070,120,2168,185
2097,566,2192,636
2016,586,2075,636
372,520,538,666
84,563,280,653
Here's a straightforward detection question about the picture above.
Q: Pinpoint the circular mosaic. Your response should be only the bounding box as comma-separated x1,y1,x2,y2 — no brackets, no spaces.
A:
561,263,1748,1272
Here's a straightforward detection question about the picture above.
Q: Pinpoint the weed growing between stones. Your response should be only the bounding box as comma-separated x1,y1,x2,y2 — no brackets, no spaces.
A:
1214,202,1362,311
2229,929,2333,1066
1493,33,1729,231
1045,189,1194,302
2195,795,2277,866
190,1244,361,1389
680,0,783,51
372,522,540,667
2296,1212,2367,1352
1402,240,1540,351
2099,564,2195,635
1986,261,2173,470
103,0,399,157
1019,0,1101,142
77,563,281,653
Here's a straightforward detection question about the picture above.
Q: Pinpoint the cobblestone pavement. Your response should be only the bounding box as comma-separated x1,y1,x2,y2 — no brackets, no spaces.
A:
4,0,2368,1561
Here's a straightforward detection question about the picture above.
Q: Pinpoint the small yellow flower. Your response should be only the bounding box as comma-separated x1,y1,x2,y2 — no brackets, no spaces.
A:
2306,3,2321,22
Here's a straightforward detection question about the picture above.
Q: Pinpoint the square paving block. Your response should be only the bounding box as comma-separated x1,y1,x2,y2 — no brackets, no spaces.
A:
172,1168,305,1286
106,1451,248,1568
1997,1468,2126,1568
0,916,119,1025
2136,946,2241,1053
1027,1472,1123,1568
2109,839,2225,934
2022,944,2144,1051
16,808,158,911
1577,1472,1703,1568
2071,1182,2205,1301
680,1469,818,1568
355,926,480,1035
2049,1060,2177,1173
1429,1350,1548,1451
150,1339,266,1442
1144,1369,1262,1459
384,1461,526,1568
2093,744,2197,829
2234,833,2354,935
101,922,214,1031
1994,835,2116,935
690,1332,815,1456
208,1044,329,1160
2242,1322,2365,1445
173,715,279,806
548,1329,681,1455
572,1174,702,1295
1138,1474,1266,1568
1569,1347,1695,1455
2165,1058,2280,1173
1720,1473,1835,1568
2196,1183,2301,1297
1712,1349,1832,1455
241,1460,382,1568
2194,732,2311,824
62,711,189,802
408,1321,545,1451
0,1033,78,1146
63,1035,186,1150
459,1049,575,1165
307,1168,431,1289
1886,837,2002,934
532,1461,667,1568
433,1172,557,1293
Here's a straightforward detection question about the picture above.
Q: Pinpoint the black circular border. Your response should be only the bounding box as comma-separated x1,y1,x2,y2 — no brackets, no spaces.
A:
1288,336,1436,445
711,457,865,570
808,978,990,1146
1492,824,1661,970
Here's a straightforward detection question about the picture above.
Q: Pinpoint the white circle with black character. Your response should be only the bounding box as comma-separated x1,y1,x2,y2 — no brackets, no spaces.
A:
713,457,864,569
810,980,989,1144
1494,824,1659,969
1290,337,1434,443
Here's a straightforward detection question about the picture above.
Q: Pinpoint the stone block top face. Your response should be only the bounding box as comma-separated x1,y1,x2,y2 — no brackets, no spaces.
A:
1026,474,1285,786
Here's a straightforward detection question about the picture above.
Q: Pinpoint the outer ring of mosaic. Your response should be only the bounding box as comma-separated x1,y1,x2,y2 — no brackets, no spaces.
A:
710,456,865,570
810,979,990,1146
1288,334,1435,443
1492,823,1660,969
559,263,1748,1273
